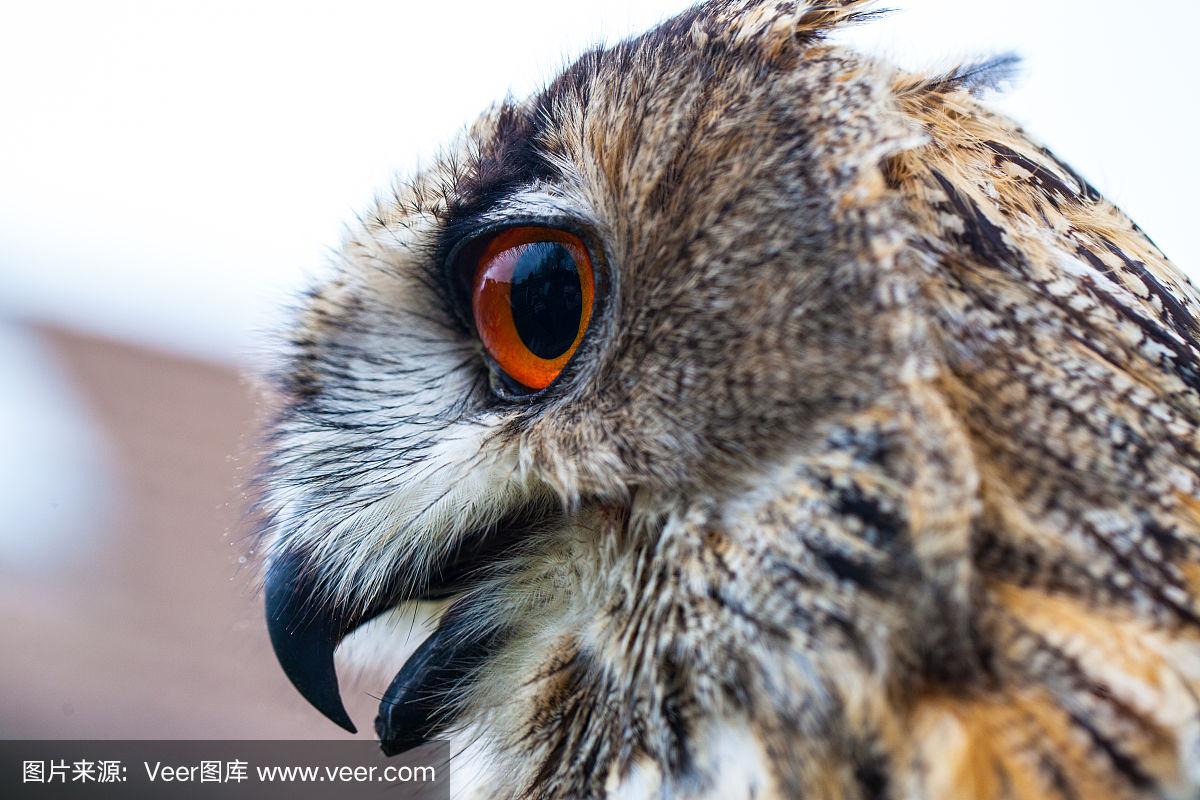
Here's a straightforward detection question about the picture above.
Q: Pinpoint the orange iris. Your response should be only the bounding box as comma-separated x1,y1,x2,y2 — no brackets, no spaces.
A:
471,226,595,391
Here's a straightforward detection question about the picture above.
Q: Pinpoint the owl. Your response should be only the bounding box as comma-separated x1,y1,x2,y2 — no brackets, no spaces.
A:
256,1,1200,798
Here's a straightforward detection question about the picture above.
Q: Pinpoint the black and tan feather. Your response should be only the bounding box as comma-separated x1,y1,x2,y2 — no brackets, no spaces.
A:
256,2,1200,797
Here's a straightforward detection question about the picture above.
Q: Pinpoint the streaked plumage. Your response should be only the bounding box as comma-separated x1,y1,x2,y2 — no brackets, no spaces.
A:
257,2,1200,797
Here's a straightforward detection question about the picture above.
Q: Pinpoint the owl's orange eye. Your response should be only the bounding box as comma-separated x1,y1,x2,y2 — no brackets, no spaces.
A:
471,226,595,391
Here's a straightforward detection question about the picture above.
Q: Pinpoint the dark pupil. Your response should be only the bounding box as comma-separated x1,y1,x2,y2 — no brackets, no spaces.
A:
510,241,582,360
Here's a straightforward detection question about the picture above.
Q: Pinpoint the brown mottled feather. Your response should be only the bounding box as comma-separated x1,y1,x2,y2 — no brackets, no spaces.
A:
256,2,1200,797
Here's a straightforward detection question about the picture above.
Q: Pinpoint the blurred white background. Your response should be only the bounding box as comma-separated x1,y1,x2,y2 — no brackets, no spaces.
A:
2,0,1198,363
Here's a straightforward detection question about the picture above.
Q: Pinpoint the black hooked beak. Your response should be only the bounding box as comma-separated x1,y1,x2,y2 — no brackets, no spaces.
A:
264,550,396,733
263,513,538,745
375,596,505,755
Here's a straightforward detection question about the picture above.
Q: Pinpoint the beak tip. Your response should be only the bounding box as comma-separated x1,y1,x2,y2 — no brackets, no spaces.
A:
299,682,357,733
265,549,360,735
375,709,427,757
269,628,360,733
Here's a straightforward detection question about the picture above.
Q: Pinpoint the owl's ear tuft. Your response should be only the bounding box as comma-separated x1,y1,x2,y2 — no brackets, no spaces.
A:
792,0,889,43
712,0,886,62
918,53,1023,97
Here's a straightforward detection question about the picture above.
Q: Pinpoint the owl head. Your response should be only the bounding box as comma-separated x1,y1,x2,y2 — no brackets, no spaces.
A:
258,1,1200,796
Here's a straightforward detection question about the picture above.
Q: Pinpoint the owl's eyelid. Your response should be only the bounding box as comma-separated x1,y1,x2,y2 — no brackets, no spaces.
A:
486,355,543,403
442,212,598,285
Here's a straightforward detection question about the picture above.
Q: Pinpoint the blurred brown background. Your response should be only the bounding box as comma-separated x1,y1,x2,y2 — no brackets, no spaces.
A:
0,324,383,739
